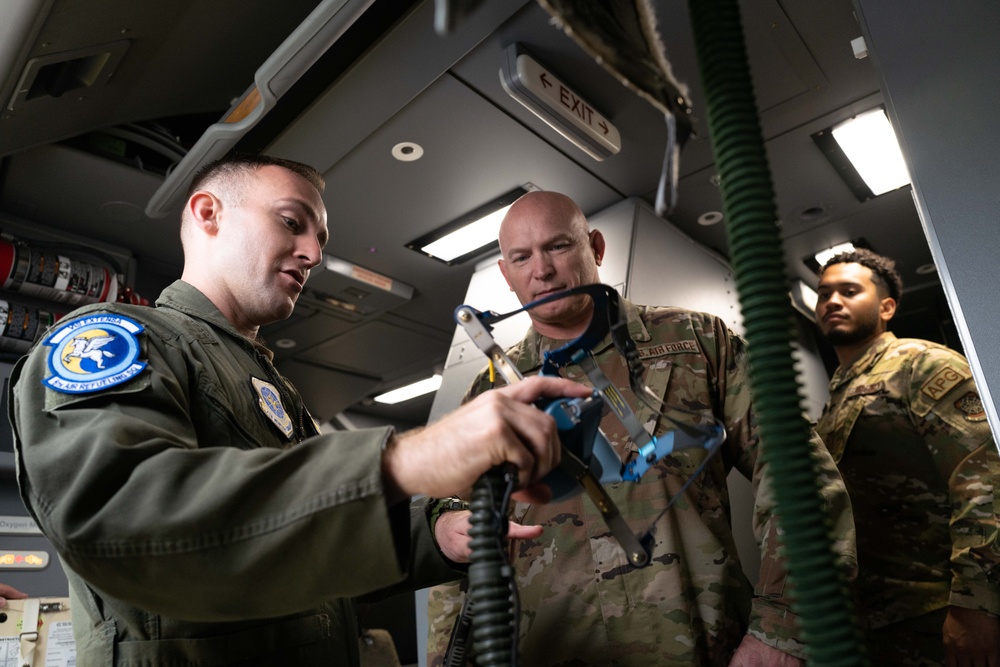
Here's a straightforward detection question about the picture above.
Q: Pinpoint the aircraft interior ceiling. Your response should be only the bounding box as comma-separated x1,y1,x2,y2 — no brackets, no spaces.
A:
0,0,953,429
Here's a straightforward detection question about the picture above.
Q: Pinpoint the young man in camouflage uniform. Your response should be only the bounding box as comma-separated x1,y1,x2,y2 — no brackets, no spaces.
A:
814,248,1000,665
427,191,856,666
8,155,586,666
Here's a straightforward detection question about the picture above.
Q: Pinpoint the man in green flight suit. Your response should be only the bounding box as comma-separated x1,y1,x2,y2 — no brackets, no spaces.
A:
427,191,857,666
7,155,587,666
814,248,1000,666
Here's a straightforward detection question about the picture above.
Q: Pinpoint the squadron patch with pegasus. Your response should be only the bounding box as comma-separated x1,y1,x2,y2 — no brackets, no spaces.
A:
43,314,146,394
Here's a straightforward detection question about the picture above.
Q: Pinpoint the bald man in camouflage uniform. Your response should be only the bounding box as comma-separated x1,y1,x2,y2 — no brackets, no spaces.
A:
815,248,1000,666
427,191,856,666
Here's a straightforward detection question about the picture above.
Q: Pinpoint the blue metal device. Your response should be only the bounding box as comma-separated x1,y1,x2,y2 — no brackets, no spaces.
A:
455,284,726,567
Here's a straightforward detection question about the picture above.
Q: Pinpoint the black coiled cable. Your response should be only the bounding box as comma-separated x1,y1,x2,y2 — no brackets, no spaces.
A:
467,465,518,667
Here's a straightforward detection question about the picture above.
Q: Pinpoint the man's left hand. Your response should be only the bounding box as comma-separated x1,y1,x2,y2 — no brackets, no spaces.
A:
729,635,803,667
943,605,1000,667
434,510,543,563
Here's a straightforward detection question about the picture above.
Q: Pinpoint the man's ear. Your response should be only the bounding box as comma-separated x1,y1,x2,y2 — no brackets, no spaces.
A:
187,191,221,236
879,296,897,323
498,258,514,292
589,229,606,267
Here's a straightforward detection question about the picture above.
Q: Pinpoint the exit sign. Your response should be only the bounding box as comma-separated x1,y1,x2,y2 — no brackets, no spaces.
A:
501,44,621,161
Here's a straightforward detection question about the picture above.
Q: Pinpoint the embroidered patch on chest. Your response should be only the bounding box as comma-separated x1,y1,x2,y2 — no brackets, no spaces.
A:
954,391,987,421
251,376,293,439
43,314,146,394
635,340,698,359
921,365,968,401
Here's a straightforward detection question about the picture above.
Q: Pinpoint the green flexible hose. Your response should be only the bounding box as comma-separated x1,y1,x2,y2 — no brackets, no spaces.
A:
686,1,867,664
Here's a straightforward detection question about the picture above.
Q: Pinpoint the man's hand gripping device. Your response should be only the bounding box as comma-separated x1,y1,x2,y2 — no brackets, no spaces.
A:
456,284,726,567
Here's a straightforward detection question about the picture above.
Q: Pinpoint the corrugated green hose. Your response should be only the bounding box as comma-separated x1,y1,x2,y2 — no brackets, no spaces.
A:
687,1,867,664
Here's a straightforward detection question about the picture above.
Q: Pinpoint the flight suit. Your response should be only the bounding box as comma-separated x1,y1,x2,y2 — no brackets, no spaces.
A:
9,280,458,666
816,331,1000,664
428,298,856,666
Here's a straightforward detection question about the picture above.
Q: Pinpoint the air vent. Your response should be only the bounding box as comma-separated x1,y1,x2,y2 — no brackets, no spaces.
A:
7,40,130,110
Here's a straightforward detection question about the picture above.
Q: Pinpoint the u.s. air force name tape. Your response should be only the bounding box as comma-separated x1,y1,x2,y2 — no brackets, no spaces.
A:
43,314,146,394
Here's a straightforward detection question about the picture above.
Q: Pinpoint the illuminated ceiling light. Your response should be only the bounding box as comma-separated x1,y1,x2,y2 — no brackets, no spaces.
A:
814,241,857,267
407,186,529,265
812,108,910,201
803,238,873,274
373,374,442,404
789,279,819,322
421,206,510,261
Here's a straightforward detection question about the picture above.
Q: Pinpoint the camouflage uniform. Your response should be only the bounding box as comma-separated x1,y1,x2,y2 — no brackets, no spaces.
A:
815,331,1000,664
428,299,856,666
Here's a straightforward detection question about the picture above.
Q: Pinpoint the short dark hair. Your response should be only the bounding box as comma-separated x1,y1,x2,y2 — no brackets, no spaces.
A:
186,153,325,199
821,248,904,303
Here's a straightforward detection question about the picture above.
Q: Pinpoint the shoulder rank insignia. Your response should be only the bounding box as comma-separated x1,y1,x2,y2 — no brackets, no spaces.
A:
954,391,987,422
251,376,294,439
43,314,146,394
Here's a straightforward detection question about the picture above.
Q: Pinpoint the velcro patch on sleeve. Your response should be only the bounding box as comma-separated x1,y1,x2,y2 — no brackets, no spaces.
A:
954,391,987,422
42,314,146,394
920,364,969,402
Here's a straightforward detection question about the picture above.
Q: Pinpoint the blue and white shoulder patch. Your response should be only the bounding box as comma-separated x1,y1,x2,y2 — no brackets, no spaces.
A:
43,314,146,394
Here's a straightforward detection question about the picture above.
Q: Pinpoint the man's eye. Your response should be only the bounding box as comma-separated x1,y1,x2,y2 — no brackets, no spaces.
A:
283,217,300,231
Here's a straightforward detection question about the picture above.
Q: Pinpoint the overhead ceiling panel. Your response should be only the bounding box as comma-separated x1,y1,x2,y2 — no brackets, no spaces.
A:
312,70,620,331
0,0,321,155
300,318,448,378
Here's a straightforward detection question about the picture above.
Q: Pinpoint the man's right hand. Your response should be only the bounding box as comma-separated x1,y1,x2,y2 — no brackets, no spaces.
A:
382,375,589,504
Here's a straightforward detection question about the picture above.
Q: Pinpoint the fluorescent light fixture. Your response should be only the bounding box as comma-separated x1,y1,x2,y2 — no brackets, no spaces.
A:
803,237,873,274
420,205,512,262
831,109,910,195
814,242,856,267
373,374,442,404
812,107,910,201
407,186,530,265
789,279,819,322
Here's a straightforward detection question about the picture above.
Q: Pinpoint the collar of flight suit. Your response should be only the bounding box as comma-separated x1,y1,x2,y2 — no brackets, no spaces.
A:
154,280,276,361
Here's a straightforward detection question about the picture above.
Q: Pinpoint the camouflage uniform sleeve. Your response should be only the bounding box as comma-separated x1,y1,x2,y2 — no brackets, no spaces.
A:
721,323,857,658
908,347,1000,615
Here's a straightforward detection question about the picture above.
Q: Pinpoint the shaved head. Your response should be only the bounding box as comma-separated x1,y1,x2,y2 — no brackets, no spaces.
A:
499,191,590,256
497,191,605,339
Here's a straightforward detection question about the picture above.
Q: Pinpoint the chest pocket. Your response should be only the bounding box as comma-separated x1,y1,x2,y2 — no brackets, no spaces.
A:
638,359,673,441
187,335,297,450
643,354,720,433
817,379,887,462
633,356,721,481
193,375,286,450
